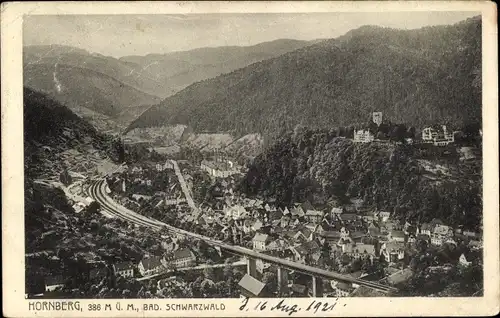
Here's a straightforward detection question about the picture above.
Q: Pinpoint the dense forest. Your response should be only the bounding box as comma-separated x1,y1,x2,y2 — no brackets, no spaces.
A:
239,127,482,231
128,16,481,140
24,88,128,180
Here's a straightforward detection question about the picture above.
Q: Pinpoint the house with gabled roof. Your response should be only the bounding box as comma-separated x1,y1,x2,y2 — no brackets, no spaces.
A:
333,281,355,297
224,205,248,220
252,220,263,232
390,230,405,243
387,268,413,286
238,274,266,298
310,250,323,266
430,218,445,227
434,224,453,237
269,208,283,221
381,242,405,263
252,233,271,251
264,203,277,212
419,223,433,236
378,211,391,222
330,207,343,218
271,219,281,228
340,213,358,223
113,261,135,278
305,209,324,223
362,211,378,222
266,239,288,252
347,243,376,261
138,256,165,276
367,222,381,237
166,248,196,268
320,230,342,246
351,231,367,242
280,214,291,228
296,225,315,241
243,219,255,234
292,240,320,264
290,206,305,219
315,220,331,235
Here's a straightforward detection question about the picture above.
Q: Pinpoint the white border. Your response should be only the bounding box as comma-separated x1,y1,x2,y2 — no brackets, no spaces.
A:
2,1,498,317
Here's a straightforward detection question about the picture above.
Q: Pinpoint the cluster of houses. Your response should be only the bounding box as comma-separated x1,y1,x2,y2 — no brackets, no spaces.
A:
107,161,187,210
186,195,482,297
136,246,198,277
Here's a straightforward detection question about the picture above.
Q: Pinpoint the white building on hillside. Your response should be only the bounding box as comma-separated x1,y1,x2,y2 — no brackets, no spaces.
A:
200,160,238,178
422,125,454,146
353,130,375,143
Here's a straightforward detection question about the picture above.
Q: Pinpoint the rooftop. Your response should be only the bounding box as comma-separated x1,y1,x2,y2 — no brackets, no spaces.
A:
305,210,324,217
290,284,307,294
114,261,134,271
173,248,195,260
391,230,405,238
238,274,266,296
253,233,270,242
387,268,414,285
140,256,163,271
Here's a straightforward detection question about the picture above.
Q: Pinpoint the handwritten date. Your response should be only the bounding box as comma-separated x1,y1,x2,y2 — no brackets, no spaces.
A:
239,297,339,316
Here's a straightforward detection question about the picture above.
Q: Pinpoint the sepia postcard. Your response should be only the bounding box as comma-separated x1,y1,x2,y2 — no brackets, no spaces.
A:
1,1,499,317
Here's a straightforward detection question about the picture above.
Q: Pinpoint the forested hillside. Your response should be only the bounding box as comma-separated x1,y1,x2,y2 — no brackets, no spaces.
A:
128,16,481,139
23,87,124,180
120,39,321,97
24,62,161,118
239,127,482,231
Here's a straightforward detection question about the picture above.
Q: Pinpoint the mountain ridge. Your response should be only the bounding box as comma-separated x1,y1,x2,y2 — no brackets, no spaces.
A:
126,16,481,138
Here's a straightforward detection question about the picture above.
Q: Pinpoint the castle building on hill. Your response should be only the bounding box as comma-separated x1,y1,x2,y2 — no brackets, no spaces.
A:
372,112,383,126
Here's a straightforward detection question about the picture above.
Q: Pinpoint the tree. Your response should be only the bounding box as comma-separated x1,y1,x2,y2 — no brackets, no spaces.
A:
361,257,372,273
376,131,386,140
389,124,407,142
406,126,416,139
200,279,215,296
214,281,228,297
203,266,215,281
351,258,363,272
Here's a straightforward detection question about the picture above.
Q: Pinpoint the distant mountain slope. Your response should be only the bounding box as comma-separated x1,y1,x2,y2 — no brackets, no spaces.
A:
120,39,321,96
24,45,165,99
127,17,481,138
23,61,161,118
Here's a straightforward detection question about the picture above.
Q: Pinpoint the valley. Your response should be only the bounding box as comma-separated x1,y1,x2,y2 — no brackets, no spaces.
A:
22,14,484,301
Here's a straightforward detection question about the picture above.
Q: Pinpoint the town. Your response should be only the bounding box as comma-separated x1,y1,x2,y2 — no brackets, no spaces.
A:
26,108,483,299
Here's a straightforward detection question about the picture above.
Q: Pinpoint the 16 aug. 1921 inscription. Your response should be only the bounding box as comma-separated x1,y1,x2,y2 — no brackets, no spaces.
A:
239,297,343,316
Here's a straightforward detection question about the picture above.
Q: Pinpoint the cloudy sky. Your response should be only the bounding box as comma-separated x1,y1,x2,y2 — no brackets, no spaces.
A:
24,12,478,58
